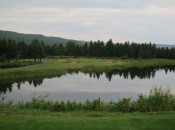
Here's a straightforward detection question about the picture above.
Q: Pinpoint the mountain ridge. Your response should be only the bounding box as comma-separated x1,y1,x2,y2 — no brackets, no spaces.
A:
0,30,86,45
155,44,175,49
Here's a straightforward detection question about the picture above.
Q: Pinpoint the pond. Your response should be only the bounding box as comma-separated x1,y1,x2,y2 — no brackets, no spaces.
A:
0,66,175,102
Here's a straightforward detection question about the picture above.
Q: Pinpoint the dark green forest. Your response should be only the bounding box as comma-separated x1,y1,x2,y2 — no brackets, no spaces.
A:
0,38,175,62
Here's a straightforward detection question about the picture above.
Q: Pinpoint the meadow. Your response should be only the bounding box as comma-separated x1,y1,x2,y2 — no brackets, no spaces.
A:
1,57,175,80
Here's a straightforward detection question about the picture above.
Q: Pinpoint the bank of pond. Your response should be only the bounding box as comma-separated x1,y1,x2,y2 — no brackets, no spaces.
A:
0,87,175,113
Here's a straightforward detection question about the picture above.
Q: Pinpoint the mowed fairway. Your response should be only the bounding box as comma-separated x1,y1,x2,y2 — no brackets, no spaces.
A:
0,111,175,130
1,58,175,80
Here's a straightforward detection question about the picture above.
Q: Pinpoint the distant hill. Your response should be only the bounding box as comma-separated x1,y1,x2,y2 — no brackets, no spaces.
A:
0,30,86,45
156,44,175,49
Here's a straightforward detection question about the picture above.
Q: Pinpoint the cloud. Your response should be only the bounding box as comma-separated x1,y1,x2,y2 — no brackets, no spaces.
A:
0,0,175,44
1,0,175,9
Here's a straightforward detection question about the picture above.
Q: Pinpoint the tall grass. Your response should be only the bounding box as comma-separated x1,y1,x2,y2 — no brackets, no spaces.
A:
1,87,175,113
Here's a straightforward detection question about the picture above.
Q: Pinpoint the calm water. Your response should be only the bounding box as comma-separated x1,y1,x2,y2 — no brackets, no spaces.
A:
1,66,175,102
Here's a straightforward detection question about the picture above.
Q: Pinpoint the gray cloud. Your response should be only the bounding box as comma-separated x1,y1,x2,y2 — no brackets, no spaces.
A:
0,0,175,44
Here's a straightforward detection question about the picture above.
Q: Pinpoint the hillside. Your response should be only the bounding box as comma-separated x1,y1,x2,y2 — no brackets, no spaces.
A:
0,30,86,45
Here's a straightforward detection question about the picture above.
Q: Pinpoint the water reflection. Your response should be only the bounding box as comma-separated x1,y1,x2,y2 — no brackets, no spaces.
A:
28,79,43,87
69,66,175,81
0,79,43,95
0,66,175,95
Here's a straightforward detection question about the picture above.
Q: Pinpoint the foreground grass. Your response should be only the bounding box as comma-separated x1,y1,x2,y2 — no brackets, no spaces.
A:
0,58,175,80
0,110,175,130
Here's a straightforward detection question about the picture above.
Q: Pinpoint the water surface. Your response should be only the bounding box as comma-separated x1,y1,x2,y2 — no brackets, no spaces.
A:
1,66,175,102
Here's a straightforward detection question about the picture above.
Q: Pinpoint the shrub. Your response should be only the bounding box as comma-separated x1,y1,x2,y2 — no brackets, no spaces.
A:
116,98,132,113
85,98,102,111
136,87,175,112
51,101,66,112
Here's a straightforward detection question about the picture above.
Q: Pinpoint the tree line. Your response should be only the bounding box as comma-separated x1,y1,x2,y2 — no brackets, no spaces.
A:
40,39,175,59
0,38,175,62
0,39,44,62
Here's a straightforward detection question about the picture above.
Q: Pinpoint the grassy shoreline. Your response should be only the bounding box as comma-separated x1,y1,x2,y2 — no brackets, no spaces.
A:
0,58,175,80
0,87,174,112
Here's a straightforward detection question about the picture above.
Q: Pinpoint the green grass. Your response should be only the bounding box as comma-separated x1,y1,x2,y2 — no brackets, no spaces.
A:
0,58,175,80
0,61,39,69
0,110,175,130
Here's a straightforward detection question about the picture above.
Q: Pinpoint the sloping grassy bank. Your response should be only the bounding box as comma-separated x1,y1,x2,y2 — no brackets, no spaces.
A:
0,58,175,80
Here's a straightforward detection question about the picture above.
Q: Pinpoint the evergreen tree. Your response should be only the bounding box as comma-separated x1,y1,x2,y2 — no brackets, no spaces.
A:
82,42,88,57
6,39,17,61
66,40,76,56
28,39,44,62
17,41,28,61
138,45,145,59
0,39,7,62
51,44,59,56
88,41,94,57
58,43,66,56
75,44,82,57
105,39,114,57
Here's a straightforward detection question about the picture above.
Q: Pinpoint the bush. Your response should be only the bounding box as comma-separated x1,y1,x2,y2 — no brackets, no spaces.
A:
136,87,175,112
116,98,132,113
85,98,102,111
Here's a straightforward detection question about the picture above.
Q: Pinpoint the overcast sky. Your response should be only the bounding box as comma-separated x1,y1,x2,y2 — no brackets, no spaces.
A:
0,0,175,44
